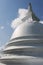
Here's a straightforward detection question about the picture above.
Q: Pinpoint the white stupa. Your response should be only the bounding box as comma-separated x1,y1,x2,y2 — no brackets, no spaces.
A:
0,3,43,65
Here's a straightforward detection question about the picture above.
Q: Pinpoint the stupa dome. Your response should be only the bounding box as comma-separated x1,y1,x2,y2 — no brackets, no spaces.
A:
11,21,43,40
11,3,43,40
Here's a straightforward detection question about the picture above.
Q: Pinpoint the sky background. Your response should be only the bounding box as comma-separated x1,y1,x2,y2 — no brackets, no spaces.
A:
0,0,43,48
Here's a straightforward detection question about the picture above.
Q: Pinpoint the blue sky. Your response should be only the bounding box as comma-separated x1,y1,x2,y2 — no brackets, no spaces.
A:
0,0,43,47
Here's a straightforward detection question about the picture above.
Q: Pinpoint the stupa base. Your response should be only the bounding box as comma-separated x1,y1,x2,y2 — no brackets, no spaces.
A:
0,56,43,65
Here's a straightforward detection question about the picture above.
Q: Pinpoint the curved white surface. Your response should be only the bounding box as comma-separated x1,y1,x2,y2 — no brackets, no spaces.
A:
11,21,43,40
0,55,43,65
4,46,43,51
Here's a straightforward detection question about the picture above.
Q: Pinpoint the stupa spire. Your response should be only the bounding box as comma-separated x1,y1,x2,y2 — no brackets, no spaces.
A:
22,3,40,22
28,3,32,12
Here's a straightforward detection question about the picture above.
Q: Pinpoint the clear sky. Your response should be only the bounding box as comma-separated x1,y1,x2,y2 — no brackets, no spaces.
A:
0,0,43,47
